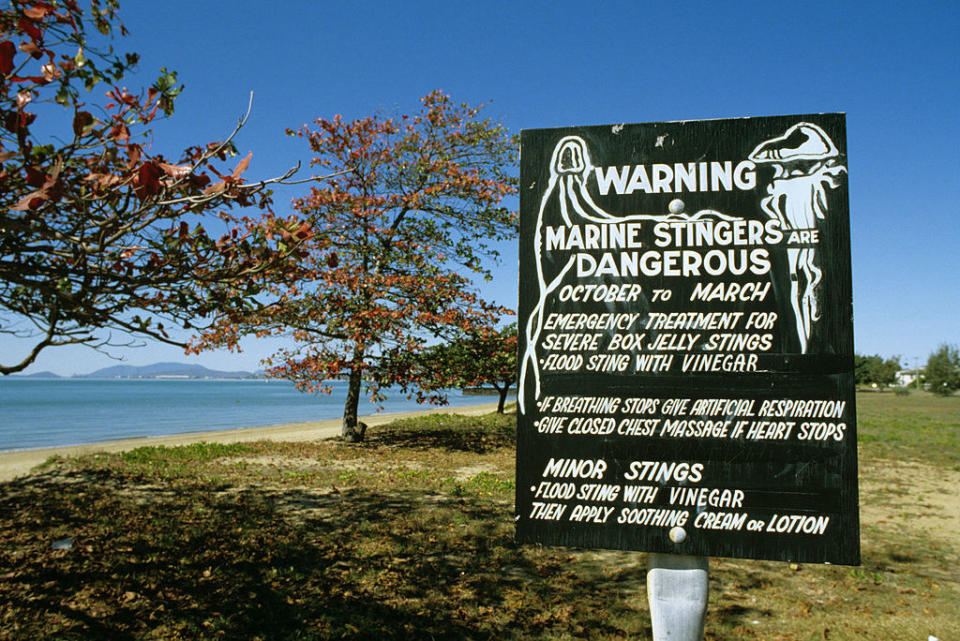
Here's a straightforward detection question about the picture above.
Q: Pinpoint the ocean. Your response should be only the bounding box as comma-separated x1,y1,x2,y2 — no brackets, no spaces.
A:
0,378,504,452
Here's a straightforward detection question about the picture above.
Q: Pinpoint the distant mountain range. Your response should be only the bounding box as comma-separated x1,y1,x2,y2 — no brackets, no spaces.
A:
15,362,263,379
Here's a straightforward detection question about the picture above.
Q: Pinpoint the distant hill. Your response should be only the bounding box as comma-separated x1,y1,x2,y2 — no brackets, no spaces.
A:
78,362,258,379
14,371,62,379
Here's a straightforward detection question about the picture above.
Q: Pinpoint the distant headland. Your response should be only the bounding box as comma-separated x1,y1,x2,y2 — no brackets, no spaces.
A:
11,362,265,380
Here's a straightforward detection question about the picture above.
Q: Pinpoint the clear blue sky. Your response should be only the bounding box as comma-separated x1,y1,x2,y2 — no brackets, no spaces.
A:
7,0,958,375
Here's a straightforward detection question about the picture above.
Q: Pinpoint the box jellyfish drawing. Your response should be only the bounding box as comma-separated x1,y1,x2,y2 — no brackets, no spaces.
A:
749,123,847,353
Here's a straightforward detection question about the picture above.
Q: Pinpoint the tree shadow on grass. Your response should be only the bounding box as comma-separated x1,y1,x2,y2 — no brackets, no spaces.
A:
1,468,643,640
369,416,516,454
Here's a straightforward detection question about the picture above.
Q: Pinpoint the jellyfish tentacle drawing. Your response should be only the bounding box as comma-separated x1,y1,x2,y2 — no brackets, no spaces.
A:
519,136,664,414
749,123,846,353
519,138,579,413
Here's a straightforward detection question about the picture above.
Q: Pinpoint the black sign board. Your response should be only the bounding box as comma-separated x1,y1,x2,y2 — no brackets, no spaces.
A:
516,114,859,565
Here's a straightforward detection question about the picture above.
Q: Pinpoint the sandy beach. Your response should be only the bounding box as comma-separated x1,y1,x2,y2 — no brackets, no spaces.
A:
0,401,502,483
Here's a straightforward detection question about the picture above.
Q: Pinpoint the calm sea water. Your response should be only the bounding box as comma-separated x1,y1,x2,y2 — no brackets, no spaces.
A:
0,378,501,452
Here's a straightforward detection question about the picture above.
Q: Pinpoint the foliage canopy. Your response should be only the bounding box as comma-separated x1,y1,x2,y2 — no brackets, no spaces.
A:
0,0,307,374
925,343,960,396
854,353,901,388
194,91,518,440
398,323,517,414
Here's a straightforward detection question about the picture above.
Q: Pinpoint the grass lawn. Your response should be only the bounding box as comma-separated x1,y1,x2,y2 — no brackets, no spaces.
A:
1,393,958,640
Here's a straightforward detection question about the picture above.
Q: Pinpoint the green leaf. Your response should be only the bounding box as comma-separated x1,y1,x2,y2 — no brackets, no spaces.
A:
55,85,72,106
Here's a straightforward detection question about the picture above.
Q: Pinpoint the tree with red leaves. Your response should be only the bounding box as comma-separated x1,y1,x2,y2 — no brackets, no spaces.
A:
194,92,517,441
0,1,311,375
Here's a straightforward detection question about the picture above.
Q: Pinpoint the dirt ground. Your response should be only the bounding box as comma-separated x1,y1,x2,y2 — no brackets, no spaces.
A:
859,455,960,560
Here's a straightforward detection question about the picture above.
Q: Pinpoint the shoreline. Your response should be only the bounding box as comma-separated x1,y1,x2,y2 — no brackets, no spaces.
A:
0,401,502,483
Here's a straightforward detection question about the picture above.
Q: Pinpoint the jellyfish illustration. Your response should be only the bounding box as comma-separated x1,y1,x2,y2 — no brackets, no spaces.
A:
520,137,598,413
519,136,658,413
519,136,736,413
749,123,847,353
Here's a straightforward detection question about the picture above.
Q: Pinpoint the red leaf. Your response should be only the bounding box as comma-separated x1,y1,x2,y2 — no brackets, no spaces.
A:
202,180,226,195
231,151,252,179
24,166,45,187
17,17,43,44
11,190,46,211
4,110,35,133
72,111,94,137
18,41,42,58
109,123,129,142
126,144,142,169
0,41,15,75
294,222,312,239
159,162,190,178
23,7,50,19
83,172,122,188
135,162,163,198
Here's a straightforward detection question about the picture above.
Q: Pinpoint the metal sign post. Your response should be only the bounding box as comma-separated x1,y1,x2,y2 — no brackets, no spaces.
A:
647,553,709,641
516,115,860,639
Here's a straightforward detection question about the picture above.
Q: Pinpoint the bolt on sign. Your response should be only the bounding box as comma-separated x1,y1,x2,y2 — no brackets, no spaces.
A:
516,114,860,565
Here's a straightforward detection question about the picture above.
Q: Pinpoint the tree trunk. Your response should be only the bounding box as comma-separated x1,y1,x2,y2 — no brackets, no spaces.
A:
342,363,366,442
496,384,509,414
